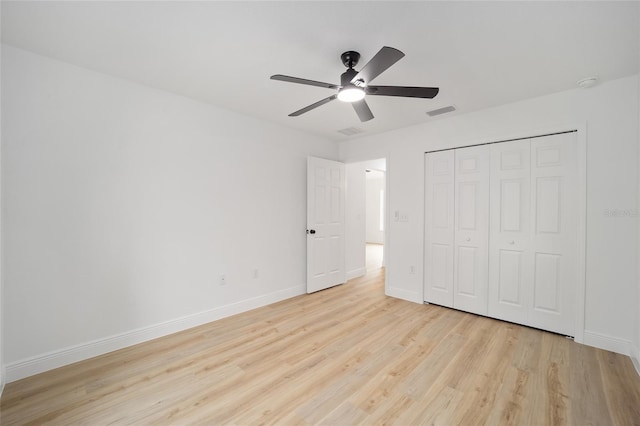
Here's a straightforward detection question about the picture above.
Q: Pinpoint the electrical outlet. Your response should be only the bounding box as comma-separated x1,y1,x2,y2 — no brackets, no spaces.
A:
220,274,226,286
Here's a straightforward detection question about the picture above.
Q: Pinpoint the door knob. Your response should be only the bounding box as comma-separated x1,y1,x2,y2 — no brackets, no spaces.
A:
307,229,316,234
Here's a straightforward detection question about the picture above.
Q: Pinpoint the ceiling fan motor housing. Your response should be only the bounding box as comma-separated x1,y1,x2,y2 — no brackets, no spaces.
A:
340,68,359,87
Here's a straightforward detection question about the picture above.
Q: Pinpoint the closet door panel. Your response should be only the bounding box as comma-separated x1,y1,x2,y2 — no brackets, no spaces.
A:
497,249,524,304
530,132,578,336
489,140,531,324
453,146,489,315
424,151,455,307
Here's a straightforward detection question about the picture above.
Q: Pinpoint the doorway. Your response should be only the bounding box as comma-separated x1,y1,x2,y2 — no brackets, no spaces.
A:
345,158,386,282
345,158,387,288
365,168,385,272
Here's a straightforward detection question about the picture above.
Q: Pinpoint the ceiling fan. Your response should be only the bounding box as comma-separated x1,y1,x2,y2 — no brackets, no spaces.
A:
270,46,439,122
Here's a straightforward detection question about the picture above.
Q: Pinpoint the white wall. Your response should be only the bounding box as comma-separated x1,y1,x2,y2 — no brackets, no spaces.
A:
365,171,385,244
636,69,640,370
0,0,4,396
340,74,639,356
1,45,338,381
635,7,640,373
636,14,640,371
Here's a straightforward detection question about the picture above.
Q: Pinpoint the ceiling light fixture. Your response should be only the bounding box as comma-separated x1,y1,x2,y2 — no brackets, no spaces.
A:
338,85,365,102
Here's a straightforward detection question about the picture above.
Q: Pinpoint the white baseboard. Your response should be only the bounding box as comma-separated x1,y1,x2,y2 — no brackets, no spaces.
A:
385,286,421,304
346,267,366,281
0,365,5,398
631,344,640,378
582,330,631,356
6,284,305,383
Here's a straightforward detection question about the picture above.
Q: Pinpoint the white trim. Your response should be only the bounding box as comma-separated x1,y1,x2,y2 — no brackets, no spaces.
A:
582,330,631,356
437,122,587,154
573,123,587,344
386,286,421,304
422,151,427,306
384,153,391,298
346,267,366,280
0,365,5,398
631,344,640,378
6,284,305,383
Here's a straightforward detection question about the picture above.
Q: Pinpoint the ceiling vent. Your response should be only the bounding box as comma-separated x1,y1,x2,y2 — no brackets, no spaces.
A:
426,105,456,117
337,126,365,136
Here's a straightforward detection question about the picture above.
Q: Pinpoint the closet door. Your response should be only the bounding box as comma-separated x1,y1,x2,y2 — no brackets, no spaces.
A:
424,151,455,307
488,140,532,324
529,132,578,336
453,146,490,315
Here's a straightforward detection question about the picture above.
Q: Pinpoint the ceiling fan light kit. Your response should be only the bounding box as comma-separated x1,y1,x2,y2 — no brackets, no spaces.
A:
337,86,365,102
271,46,439,122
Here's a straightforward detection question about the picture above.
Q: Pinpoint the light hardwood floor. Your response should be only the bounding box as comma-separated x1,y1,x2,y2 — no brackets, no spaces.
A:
2,268,640,425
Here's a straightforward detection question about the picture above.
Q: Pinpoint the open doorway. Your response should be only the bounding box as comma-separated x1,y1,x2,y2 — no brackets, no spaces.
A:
365,168,385,272
345,158,386,284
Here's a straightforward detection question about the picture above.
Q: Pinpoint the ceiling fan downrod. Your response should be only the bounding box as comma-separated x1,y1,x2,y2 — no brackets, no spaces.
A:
340,51,363,90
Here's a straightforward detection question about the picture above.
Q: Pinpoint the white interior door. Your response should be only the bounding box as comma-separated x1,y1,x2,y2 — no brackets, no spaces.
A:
424,151,455,307
488,139,532,324
529,133,578,335
307,157,346,293
453,146,490,315
488,133,578,336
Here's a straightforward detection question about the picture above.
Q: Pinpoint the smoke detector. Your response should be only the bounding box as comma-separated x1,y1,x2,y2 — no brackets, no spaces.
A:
577,76,598,89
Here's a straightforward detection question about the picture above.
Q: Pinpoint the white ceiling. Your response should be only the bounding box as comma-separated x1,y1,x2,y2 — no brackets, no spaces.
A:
2,1,638,142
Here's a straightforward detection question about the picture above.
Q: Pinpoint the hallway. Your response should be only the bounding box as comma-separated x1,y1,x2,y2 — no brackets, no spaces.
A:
366,243,383,272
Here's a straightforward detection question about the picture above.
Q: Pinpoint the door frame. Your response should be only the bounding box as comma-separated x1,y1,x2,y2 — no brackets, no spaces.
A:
422,123,587,344
384,159,390,294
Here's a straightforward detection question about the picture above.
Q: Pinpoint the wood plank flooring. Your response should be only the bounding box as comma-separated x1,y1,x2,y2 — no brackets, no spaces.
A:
2,268,640,425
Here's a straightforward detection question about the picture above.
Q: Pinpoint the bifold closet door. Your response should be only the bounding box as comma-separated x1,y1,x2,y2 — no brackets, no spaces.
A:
426,132,578,337
453,146,490,315
489,133,578,336
424,150,455,307
529,132,578,336
488,140,532,325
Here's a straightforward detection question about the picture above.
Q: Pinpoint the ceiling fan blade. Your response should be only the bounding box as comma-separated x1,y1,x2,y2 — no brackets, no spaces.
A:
351,46,405,85
289,95,338,117
366,85,439,99
271,74,339,90
352,99,374,122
